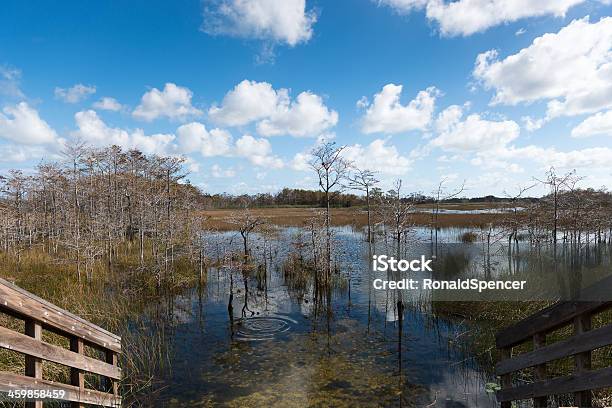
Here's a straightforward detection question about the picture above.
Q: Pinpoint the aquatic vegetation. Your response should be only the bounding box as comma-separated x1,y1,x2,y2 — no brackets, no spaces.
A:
460,231,478,243
192,320,429,407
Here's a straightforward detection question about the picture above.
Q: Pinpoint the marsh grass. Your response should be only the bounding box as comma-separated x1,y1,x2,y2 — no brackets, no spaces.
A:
433,300,612,406
282,253,313,293
460,231,478,243
202,207,500,230
0,240,205,406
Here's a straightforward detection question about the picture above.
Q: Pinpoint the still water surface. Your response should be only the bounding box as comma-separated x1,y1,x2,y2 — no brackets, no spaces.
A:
148,225,609,407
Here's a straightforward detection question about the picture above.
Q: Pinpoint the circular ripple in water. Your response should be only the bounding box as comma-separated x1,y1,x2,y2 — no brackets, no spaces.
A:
234,315,297,341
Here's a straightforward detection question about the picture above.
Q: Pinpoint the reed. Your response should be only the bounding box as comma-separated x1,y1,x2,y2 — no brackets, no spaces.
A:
0,239,203,406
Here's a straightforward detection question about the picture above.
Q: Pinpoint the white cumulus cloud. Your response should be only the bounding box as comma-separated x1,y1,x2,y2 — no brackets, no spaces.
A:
430,105,519,152
343,139,412,175
427,106,612,175
360,84,438,134
521,116,546,132
257,91,338,137
73,110,130,146
290,151,313,171
571,110,612,138
0,102,58,145
211,164,236,178
0,144,52,163
54,84,96,103
210,80,337,137
72,110,175,155
177,122,233,156
542,147,612,169
202,0,316,46
235,134,283,168
474,17,612,120
129,131,176,156
426,103,612,178
500,145,612,170
209,80,282,126
93,97,123,112
378,0,583,37
133,83,202,121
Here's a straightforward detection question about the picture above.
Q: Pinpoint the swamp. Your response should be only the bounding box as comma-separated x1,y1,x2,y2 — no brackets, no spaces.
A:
0,145,611,407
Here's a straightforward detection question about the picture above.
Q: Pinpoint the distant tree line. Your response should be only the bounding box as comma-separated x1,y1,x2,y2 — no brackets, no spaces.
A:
198,189,364,208
199,188,539,209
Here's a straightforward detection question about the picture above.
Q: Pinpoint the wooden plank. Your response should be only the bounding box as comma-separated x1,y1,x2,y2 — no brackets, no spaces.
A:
496,323,612,375
574,314,592,407
105,350,119,397
0,326,121,379
497,366,612,401
496,274,612,349
500,347,512,408
70,337,85,408
24,319,42,408
0,278,120,340
496,301,611,349
0,371,121,407
0,278,121,352
532,333,547,408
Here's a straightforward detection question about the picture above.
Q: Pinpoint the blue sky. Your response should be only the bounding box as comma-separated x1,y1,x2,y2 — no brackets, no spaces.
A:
1,0,611,196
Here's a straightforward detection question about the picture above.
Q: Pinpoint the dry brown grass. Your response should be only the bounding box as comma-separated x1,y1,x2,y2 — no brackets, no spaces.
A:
201,207,499,230
0,243,200,406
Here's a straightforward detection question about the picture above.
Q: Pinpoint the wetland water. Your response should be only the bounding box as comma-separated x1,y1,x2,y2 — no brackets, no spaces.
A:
147,226,610,407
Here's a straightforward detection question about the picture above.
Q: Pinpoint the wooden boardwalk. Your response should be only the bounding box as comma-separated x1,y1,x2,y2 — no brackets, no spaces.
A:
496,275,612,407
0,277,121,407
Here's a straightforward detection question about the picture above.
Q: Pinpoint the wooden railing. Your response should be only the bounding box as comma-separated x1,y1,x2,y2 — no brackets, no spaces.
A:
0,277,121,407
496,275,612,407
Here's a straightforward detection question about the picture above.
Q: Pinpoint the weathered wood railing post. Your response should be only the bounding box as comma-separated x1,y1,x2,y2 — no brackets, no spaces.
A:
70,337,85,408
574,312,592,407
499,347,512,408
533,332,547,408
105,350,119,397
24,318,43,408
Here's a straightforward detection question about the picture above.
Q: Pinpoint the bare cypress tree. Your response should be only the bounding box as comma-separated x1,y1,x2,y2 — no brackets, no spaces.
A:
347,168,379,243
535,168,582,247
228,206,265,261
501,184,535,273
0,143,210,292
431,178,465,257
378,180,414,258
535,167,584,298
61,139,88,282
309,141,350,283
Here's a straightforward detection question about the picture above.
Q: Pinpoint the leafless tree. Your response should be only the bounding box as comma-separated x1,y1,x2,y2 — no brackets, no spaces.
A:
377,180,414,258
533,168,585,298
431,178,465,256
228,206,265,261
535,167,582,247
309,141,351,282
347,168,379,243
0,144,204,288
